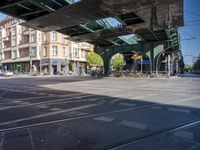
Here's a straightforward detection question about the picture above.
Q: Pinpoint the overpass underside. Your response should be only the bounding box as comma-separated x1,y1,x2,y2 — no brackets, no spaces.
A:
0,0,184,76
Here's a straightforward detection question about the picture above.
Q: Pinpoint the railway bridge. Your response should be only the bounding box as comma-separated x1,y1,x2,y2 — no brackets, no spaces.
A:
0,0,184,75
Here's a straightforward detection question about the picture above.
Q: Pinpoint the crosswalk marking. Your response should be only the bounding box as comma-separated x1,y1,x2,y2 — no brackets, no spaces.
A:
35,104,50,109
120,120,147,130
94,116,114,122
119,102,136,107
174,131,194,139
168,108,191,113
150,106,162,110
50,108,64,111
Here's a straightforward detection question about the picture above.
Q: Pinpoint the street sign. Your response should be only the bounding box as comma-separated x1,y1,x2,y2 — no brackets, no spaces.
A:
131,55,142,60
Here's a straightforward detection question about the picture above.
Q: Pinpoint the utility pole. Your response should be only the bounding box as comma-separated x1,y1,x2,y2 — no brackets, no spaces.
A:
39,50,42,76
167,54,171,77
77,42,80,76
29,48,33,75
141,57,143,75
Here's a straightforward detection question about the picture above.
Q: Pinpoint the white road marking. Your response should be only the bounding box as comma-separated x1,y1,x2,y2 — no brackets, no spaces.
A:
27,91,36,94
169,97,200,104
59,94,93,99
35,105,50,109
3,95,55,101
0,132,5,150
150,106,162,110
174,131,194,139
68,111,78,114
0,103,100,126
133,93,157,99
28,128,34,150
119,120,147,130
0,96,200,132
94,116,114,122
110,99,121,104
75,112,89,116
0,90,8,97
48,94,55,96
50,108,63,111
12,100,23,103
38,93,46,95
168,108,191,113
21,102,31,105
119,103,136,107
0,95,95,111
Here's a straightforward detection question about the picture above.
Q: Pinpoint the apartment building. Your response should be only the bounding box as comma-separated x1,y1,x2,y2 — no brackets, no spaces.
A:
0,16,93,75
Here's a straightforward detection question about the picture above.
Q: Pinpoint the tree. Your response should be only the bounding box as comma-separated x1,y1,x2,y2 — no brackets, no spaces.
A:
87,51,103,66
193,55,200,71
111,54,124,70
184,65,192,72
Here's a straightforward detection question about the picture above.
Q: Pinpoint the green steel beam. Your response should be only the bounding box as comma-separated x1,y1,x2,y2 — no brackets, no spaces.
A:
27,0,54,12
65,0,80,4
80,24,95,32
0,0,26,9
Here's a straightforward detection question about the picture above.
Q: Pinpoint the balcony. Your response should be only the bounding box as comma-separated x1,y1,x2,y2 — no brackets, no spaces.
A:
23,29,29,35
2,45,11,51
18,40,29,48
80,43,93,51
19,49,29,59
2,36,10,42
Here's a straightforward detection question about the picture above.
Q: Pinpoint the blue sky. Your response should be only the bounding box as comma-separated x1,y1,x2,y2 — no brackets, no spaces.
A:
179,0,200,65
0,0,199,65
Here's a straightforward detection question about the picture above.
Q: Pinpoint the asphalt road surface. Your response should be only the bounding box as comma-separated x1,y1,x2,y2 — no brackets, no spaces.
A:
0,76,200,150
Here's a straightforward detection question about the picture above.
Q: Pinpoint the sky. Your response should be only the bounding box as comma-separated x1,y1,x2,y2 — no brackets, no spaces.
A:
179,0,200,65
0,0,200,65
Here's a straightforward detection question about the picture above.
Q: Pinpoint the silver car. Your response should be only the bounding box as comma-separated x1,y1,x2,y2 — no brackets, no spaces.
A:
3,71,14,77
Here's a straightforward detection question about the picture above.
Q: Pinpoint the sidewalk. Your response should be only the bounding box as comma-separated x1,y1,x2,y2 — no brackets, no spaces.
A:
0,73,90,79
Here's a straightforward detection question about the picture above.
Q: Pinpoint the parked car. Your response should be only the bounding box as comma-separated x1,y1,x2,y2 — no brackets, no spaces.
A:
0,70,3,76
3,71,14,77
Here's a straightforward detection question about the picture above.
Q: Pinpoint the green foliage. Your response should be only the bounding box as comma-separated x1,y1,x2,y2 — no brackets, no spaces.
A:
184,65,192,72
111,54,124,70
193,55,200,70
87,51,103,66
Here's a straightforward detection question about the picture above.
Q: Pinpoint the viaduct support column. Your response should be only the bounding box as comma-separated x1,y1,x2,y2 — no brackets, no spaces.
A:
103,57,111,76
145,42,165,75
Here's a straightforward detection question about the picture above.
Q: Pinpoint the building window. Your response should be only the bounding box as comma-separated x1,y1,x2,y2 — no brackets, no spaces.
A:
39,33,41,42
44,33,48,41
12,27,16,36
12,38,16,47
43,47,47,57
18,28,21,35
62,34,66,41
4,52,11,59
51,31,57,41
73,48,79,58
81,50,85,58
30,33,35,43
12,50,17,59
30,47,36,57
52,46,58,56
62,47,66,57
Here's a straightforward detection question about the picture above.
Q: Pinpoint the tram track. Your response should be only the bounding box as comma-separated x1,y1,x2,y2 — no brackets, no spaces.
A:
109,118,200,150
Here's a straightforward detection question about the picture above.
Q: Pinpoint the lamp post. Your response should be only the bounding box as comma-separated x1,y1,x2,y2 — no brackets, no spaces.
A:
65,55,70,75
77,42,80,76
141,57,143,75
29,47,35,75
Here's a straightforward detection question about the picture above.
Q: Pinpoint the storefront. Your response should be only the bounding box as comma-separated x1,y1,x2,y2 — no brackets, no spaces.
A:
2,61,39,74
40,59,87,75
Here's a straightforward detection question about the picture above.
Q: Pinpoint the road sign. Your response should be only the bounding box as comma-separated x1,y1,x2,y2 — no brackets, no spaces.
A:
131,55,142,60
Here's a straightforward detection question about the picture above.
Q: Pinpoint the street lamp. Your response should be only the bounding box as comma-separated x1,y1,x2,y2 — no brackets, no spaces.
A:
77,42,80,76
65,55,70,75
29,47,35,74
